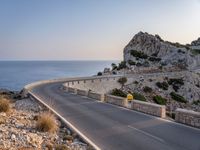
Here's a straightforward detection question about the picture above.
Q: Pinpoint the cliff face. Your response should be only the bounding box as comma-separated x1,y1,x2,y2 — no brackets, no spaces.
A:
124,32,200,69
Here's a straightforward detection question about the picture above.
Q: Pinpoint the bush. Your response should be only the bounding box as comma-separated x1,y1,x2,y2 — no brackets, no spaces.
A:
168,78,184,85
130,50,148,59
133,92,146,101
143,86,153,93
118,77,127,87
168,78,184,92
170,92,187,103
117,61,127,70
156,82,169,90
0,98,10,112
36,112,58,133
97,72,102,76
111,89,126,98
192,100,200,105
133,81,139,84
128,60,136,66
153,95,167,105
111,63,117,70
148,57,161,62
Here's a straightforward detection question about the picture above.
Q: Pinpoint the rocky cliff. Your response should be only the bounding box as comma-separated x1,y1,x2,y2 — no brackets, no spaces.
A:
124,32,200,70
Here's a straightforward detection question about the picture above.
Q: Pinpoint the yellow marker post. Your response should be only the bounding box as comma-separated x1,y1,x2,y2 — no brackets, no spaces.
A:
127,93,134,102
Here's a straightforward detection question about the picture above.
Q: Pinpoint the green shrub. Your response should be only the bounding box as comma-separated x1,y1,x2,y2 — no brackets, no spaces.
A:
118,77,127,87
153,95,167,105
111,63,117,70
170,92,187,103
111,89,126,98
148,57,161,62
128,60,136,66
192,100,200,105
133,81,139,84
97,72,102,76
168,78,184,92
130,50,148,59
191,49,200,55
133,92,146,101
156,82,169,90
168,78,184,85
143,86,153,93
117,61,127,70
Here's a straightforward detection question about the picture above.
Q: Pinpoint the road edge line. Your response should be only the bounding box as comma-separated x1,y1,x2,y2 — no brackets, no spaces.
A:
29,91,101,150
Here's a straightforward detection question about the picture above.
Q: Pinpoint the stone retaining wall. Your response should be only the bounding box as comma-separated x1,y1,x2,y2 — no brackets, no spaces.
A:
132,100,166,118
175,108,200,128
88,91,104,101
63,76,134,94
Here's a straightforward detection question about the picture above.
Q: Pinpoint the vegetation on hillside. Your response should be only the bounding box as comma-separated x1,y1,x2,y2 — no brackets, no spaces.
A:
130,50,148,59
111,89,126,98
118,77,127,87
170,92,187,103
153,95,167,105
132,92,146,101
156,81,169,90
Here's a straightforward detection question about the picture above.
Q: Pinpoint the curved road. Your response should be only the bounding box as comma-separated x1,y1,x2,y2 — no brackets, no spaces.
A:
30,82,200,150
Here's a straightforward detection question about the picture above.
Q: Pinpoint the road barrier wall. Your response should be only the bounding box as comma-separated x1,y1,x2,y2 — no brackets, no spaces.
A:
132,100,166,118
68,87,77,94
77,89,88,96
105,94,126,107
63,76,134,94
175,108,200,128
88,91,104,101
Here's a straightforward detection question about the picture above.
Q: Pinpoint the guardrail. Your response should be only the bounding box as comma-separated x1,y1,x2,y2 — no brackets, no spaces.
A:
175,108,200,128
88,91,104,101
132,100,166,118
105,94,126,107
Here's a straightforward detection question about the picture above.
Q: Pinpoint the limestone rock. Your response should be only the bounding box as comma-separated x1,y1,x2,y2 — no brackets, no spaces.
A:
191,37,200,46
124,31,200,69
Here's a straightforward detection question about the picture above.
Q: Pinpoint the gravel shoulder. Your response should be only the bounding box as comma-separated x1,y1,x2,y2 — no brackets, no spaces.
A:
0,90,92,150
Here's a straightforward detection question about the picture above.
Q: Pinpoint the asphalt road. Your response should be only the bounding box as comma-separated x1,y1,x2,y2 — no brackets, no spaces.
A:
31,82,200,150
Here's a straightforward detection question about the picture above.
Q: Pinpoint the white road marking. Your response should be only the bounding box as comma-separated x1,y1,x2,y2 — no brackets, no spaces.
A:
128,125,165,143
29,91,101,150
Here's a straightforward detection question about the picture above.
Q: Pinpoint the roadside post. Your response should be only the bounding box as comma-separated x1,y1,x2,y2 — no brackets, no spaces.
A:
126,93,133,109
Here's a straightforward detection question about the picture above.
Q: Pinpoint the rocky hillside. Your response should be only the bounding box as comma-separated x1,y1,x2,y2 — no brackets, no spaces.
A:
0,90,91,150
124,32,200,70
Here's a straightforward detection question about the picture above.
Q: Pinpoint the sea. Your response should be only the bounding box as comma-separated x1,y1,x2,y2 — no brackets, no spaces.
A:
0,60,119,91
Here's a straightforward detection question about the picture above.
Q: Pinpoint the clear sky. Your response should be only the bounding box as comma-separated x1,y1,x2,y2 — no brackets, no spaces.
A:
0,0,200,60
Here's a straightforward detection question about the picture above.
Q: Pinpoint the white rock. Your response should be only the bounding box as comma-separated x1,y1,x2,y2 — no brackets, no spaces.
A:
11,134,16,141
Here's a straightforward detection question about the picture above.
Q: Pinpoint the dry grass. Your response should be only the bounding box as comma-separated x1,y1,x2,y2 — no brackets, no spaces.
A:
0,98,10,113
55,144,69,150
36,112,58,133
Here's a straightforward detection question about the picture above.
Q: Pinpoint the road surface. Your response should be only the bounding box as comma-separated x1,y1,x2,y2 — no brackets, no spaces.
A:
30,82,200,150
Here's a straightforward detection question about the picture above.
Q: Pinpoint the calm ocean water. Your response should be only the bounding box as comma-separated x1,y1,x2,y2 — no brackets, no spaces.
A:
0,61,119,91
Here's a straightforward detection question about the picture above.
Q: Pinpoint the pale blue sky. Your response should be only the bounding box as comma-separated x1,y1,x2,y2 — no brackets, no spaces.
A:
0,0,200,60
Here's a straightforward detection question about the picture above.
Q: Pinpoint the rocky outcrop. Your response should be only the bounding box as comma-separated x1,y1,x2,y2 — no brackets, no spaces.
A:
191,37,200,46
124,32,200,70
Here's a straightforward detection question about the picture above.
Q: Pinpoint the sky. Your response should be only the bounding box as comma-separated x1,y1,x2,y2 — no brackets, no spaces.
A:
0,0,200,60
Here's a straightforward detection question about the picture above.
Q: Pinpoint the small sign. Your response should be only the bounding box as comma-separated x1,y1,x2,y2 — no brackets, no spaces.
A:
127,93,133,101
